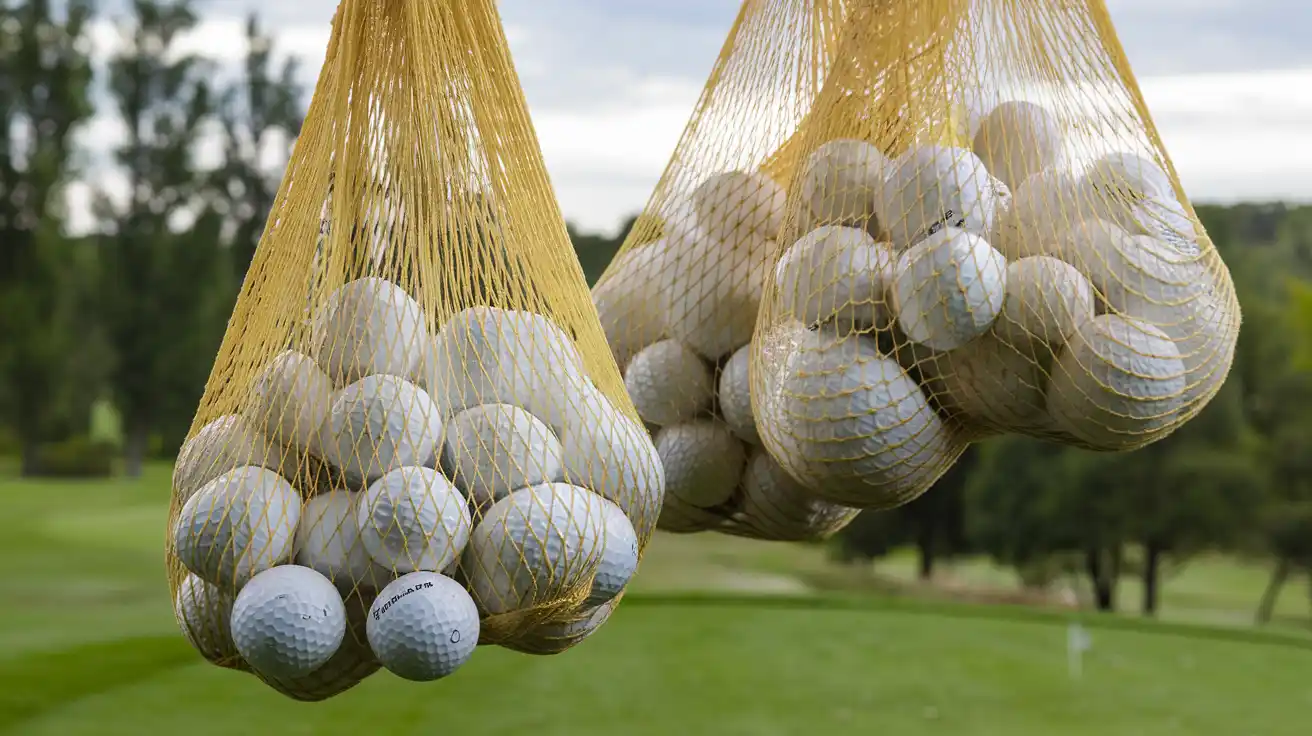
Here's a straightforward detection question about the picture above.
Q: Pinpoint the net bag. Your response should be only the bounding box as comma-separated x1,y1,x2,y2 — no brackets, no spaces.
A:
165,0,664,700
752,0,1240,511
592,0,860,542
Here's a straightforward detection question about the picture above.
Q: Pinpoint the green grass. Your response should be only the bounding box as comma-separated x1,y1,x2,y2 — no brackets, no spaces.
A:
2,463,1310,734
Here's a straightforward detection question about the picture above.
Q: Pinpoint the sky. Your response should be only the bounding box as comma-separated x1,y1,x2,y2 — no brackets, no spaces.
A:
67,0,1312,237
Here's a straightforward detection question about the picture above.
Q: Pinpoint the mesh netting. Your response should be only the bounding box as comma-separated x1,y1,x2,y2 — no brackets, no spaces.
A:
599,0,1240,521
592,0,860,541
165,0,664,698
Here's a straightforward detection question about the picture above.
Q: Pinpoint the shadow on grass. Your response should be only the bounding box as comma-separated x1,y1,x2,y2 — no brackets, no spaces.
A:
0,635,196,729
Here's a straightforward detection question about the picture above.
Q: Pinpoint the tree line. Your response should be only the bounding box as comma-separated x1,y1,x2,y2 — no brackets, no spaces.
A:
3,1,1311,624
1,0,303,476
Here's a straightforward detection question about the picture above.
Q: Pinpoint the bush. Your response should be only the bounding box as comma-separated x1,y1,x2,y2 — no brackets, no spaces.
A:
36,436,116,478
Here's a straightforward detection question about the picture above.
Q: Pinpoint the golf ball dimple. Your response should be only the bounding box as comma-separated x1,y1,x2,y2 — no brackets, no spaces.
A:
441,403,564,509
173,415,275,503
174,573,240,666
294,490,394,594
310,277,426,385
891,227,1008,351
231,565,347,680
357,466,472,575
461,482,607,616
366,571,480,682
588,499,639,606
325,374,444,484
877,145,999,251
173,465,301,589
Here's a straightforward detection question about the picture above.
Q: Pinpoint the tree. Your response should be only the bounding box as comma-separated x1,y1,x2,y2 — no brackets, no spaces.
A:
569,219,629,287
899,444,975,579
99,0,231,475
966,436,1130,611
216,13,303,280
0,0,96,475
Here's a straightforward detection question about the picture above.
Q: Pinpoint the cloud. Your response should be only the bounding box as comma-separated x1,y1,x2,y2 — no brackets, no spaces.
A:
62,0,1312,238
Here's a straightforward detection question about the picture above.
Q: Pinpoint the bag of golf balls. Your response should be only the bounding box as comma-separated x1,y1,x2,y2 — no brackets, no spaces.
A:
166,0,664,701
747,0,1240,510
590,0,863,542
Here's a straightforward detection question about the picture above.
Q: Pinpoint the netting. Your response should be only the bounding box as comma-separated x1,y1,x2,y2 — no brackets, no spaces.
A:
754,0,1240,510
592,0,861,541
165,0,663,699
599,0,1240,521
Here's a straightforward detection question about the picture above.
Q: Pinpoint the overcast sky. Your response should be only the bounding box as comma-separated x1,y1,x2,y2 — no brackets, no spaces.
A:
69,0,1312,236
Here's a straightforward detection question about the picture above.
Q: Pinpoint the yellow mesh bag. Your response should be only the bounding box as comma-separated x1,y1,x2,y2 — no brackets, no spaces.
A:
165,0,663,698
591,0,860,542
749,0,1240,511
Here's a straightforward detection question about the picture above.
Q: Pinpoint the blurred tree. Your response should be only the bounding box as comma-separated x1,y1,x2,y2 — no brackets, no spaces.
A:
216,13,303,280
829,506,908,565
0,0,96,475
966,437,1128,611
98,0,232,476
569,220,628,287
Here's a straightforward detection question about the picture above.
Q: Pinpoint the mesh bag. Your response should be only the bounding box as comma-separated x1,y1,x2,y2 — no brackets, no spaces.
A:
748,0,1240,511
592,0,860,541
165,0,663,699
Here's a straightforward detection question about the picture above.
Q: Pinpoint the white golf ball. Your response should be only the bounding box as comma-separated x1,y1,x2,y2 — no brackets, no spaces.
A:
426,306,587,432
1064,220,1231,403
174,466,301,588
588,499,639,606
502,599,617,656
231,565,346,680
656,421,746,509
924,332,1051,432
774,225,896,329
441,403,564,508
761,333,959,509
264,591,380,701
557,383,665,542
173,415,276,503
971,101,1063,190
877,145,1000,250
294,490,394,594
174,573,240,666
737,449,858,542
592,240,679,371
623,339,714,427
310,277,426,385
660,225,774,360
462,482,607,616
246,350,334,457
993,256,1095,347
717,344,760,446
1047,313,1188,449
990,166,1089,261
691,170,787,245
358,466,472,574
366,572,479,681
892,227,1008,351
799,139,891,233
324,374,443,484
1078,152,1200,253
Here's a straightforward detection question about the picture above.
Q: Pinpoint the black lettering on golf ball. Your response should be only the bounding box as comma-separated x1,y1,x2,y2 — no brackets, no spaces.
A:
374,585,428,619
450,629,461,644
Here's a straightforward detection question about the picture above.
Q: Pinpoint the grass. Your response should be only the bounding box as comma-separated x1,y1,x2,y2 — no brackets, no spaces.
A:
1,463,1310,734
